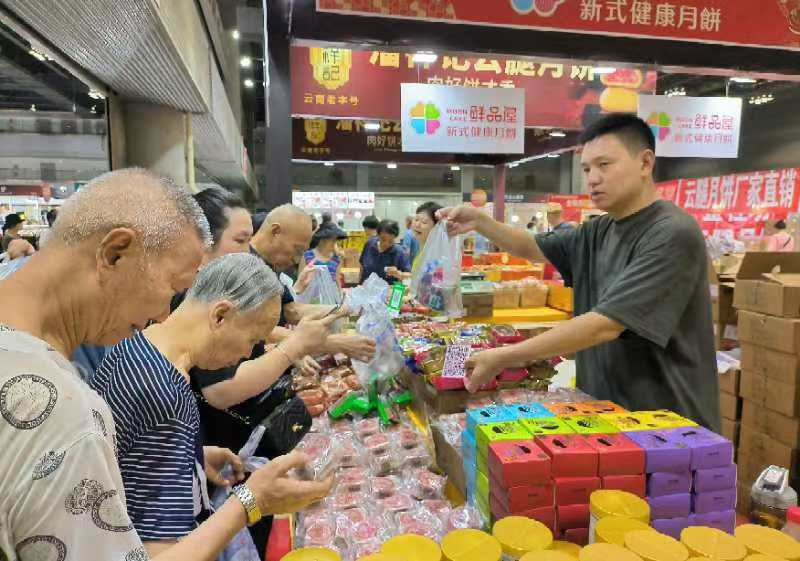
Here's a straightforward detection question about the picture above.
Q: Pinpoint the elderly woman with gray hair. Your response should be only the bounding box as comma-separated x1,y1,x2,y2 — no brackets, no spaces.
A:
91,252,337,557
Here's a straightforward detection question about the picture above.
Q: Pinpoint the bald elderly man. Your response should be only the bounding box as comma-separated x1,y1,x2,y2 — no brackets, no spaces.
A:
0,169,332,561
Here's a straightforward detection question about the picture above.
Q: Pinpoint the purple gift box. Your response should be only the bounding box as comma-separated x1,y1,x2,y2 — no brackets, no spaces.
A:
651,517,690,540
626,431,691,473
689,510,736,534
647,471,692,497
648,493,692,519
693,489,737,515
693,465,737,493
668,427,734,470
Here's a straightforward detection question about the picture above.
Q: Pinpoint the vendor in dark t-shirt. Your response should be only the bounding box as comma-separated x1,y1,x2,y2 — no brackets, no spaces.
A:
439,114,720,431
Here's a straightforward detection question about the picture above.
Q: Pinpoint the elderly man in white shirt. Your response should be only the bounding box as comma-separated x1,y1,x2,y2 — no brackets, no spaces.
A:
0,168,333,561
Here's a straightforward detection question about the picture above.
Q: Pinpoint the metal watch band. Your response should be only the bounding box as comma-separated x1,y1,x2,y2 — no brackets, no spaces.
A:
232,483,262,526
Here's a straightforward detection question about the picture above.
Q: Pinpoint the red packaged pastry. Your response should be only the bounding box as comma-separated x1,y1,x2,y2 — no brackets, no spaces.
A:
402,446,432,469
331,491,364,510
305,403,325,417
364,433,391,456
338,467,368,493
398,428,421,449
378,493,414,513
349,521,381,544
372,476,400,498
370,451,401,476
352,540,382,559
333,434,362,468
344,375,360,390
355,418,381,440
396,510,442,541
422,499,451,518
409,469,446,500
298,388,326,406
304,520,334,546
444,506,484,532
329,418,353,434
301,510,331,532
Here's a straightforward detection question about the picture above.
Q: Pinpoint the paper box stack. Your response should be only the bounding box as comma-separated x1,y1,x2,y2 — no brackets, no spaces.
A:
733,252,800,502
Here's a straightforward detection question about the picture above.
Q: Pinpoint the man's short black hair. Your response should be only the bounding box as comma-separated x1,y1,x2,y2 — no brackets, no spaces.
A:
416,201,443,224
362,215,379,230
580,113,656,154
193,187,246,245
377,219,400,237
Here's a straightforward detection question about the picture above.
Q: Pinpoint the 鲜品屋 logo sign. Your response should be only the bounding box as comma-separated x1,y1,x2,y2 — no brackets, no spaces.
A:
409,101,442,135
509,0,566,17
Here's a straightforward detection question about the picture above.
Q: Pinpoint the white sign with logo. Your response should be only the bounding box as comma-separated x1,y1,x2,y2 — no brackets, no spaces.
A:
292,191,375,210
401,83,525,154
637,95,742,159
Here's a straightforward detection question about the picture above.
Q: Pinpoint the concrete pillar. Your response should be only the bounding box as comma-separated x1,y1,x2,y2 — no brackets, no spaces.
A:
461,167,474,201
107,94,127,170
493,164,506,222
559,152,573,194
263,27,292,209
122,102,194,189
570,151,584,194
356,164,370,191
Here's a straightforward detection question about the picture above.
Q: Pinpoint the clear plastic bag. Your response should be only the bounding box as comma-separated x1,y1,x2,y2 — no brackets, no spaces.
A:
344,273,389,314
296,265,342,306
352,302,405,385
410,221,464,318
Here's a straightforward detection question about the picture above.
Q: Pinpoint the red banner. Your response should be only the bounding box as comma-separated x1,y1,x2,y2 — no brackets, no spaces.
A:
657,167,800,238
317,0,800,51
292,46,656,129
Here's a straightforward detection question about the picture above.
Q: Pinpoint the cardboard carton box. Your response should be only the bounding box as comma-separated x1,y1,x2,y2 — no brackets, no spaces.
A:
738,425,798,478
546,284,573,313
733,252,800,317
519,282,549,308
740,343,800,387
718,367,740,396
719,391,742,421
711,283,737,324
493,285,521,309
741,399,800,449
720,418,740,450
737,310,800,354
430,424,466,498
739,369,800,418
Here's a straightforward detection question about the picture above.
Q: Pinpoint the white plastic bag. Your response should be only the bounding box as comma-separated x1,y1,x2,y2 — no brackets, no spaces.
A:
296,265,342,306
410,221,464,318
352,302,405,385
344,273,389,314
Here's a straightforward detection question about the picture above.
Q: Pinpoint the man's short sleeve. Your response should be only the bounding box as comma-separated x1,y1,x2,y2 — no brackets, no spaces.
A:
11,433,144,561
593,218,706,348
191,341,265,389
535,229,580,286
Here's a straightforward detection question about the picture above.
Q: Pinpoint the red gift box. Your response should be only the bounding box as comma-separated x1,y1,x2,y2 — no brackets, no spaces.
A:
488,440,551,487
564,528,590,546
535,435,598,477
491,496,556,532
490,475,554,512
601,474,646,498
553,477,601,506
557,503,590,531
498,367,529,382
585,434,645,476
491,325,524,344
432,376,498,391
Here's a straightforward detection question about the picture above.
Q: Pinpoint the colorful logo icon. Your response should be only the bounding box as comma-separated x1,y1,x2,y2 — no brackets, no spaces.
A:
646,111,672,141
410,101,441,135
509,0,565,17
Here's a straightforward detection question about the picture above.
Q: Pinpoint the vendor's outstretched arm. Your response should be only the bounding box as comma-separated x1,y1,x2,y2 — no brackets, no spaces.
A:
438,205,544,262
465,312,624,392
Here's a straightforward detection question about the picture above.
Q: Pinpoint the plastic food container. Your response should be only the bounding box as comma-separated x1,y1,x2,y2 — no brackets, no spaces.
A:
579,543,644,561
594,516,655,547
624,529,690,561
522,552,578,561
589,490,651,543
283,547,342,561
735,524,800,560
440,529,502,561
381,534,443,561
492,516,553,559
742,555,792,561
549,540,582,558
680,526,747,560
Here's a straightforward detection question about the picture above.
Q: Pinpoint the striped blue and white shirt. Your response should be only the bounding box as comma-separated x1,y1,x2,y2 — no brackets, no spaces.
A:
91,330,206,541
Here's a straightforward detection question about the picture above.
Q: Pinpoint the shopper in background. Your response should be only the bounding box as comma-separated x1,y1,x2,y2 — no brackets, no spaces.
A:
765,219,795,252
546,203,574,233
194,187,253,260
400,214,420,264
92,253,337,558
0,169,332,561
359,219,410,283
362,214,379,238
1,212,25,251
300,221,347,285
46,207,59,227
0,238,35,280
311,214,319,232
440,113,719,431
412,201,443,269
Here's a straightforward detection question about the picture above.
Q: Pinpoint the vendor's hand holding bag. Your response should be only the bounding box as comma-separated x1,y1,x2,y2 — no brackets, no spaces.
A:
409,221,464,318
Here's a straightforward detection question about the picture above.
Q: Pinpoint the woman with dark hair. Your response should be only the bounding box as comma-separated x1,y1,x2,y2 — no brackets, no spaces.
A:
193,186,253,262
412,201,443,268
359,219,410,283
300,221,347,285
766,219,795,252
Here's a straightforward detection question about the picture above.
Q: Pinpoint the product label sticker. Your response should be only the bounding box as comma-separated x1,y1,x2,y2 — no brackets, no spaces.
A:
442,344,472,378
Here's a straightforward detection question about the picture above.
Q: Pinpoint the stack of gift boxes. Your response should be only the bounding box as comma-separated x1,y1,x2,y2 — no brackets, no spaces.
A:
461,402,736,546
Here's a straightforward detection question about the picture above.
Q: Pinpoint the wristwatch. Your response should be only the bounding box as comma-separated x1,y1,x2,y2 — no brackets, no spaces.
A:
232,483,262,526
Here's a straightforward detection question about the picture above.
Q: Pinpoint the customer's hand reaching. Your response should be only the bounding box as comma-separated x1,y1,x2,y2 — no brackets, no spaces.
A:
247,451,334,515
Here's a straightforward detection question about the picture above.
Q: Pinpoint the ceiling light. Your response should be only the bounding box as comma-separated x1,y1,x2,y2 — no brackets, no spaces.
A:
364,122,381,132
508,162,519,168
547,153,561,158
30,104,37,112
232,29,240,40
324,162,334,167
749,94,775,105
240,56,252,68
243,79,254,88
28,48,52,62
593,66,617,75
730,77,757,84
451,165,461,171
354,211,362,219
412,52,438,64
387,163,397,169
549,131,566,138
511,215,520,223
88,90,106,100
665,87,686,97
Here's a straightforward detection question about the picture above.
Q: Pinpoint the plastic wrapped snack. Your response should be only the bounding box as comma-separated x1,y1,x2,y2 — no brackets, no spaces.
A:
402,446,433,470
445,505,485,532
298,388,326,407
300,510,331,533
371,451,401,476
320,377,349,402
372,476,401,498
331,490,366,511
355,418,381,441
305,403,326,417
378,492,415,513
296,434,332,464
334,507,371,539
343,375,360,390
337,467,369,493
364,433,392,456
296,445,340,481
395,507,444,541
497,388,533,405
409,469,446,500
329,365,355,379
330,418,354,434
422,499,452,519
398,428,421,450
293,373,319,392
304,519,335,547
309,415,330,433
332,434,362,468
351,539,383,560
466,395,495,410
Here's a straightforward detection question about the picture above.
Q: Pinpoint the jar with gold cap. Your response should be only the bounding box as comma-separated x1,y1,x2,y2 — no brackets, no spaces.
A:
734,524,800,561
589,490,651,544
624,529,690,561
580,542,644,561
281,547,342,561
550,540,582,559
381,534,443,561
595,516,655,547
680,526,747,561
492,516,553,560
440,529,502,561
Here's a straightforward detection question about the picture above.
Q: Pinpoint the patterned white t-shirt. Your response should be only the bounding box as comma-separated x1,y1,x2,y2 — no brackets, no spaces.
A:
0,326,147,561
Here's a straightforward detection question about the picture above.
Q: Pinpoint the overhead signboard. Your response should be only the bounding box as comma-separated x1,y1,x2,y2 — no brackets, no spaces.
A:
316,0,800,51
292,191,375,210
291,46,656,130
400,83,525,154
638,95,742,158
